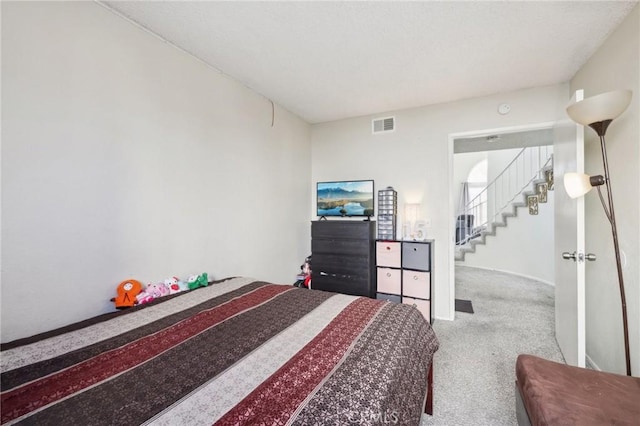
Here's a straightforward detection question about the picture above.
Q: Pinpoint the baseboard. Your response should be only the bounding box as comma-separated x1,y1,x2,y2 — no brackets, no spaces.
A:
457,265,554,286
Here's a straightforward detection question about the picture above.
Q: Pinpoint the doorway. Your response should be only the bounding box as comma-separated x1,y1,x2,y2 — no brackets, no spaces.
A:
447,122,556,319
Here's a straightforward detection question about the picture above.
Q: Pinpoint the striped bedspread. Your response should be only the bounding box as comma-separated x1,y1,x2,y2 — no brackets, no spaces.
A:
1,277,439,425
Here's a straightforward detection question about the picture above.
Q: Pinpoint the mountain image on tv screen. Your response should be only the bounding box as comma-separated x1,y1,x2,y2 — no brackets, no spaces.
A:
317,180,374,217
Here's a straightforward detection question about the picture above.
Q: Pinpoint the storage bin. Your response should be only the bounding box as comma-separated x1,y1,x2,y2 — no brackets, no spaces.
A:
376,241,401,267
402,270,430,299
402,242,431,271
377,267,401,294
403,297,430,322
377,293,401,303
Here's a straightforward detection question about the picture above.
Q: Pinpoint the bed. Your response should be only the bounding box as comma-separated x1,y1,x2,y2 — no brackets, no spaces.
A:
1,277,439,425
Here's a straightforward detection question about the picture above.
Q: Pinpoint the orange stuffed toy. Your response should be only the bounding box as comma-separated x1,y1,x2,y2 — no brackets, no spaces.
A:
113,279,143,309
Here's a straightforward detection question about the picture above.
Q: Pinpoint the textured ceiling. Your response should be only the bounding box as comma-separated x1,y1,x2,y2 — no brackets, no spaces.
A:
101,1,637,124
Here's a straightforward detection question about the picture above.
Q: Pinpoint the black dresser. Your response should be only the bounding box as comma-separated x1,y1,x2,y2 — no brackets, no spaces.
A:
310,220,376,298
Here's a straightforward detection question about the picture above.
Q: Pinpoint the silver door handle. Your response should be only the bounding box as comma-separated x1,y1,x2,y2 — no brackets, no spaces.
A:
585,253,597,261
562,251,577,261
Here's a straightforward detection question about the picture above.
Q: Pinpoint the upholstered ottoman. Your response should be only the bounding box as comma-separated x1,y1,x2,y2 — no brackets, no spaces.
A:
515,354,640,425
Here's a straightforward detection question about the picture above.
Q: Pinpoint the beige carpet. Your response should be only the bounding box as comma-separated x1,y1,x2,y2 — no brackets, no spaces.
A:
421,266,564,425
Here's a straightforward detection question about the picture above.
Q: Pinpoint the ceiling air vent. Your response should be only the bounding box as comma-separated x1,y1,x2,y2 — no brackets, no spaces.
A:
372,116,395,134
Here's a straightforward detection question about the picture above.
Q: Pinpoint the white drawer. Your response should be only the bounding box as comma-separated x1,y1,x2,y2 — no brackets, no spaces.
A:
376,241,401,267
402,270,430,299
403,297,431,322
377,267,401,294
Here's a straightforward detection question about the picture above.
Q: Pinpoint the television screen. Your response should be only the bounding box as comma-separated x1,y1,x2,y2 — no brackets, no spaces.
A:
317,180,374,217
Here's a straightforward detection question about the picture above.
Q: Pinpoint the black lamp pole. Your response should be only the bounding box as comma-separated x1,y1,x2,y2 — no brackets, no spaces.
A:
589,119,632,377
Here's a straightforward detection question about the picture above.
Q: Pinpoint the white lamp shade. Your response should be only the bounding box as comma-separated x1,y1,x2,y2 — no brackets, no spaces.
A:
564,172,592,199
405,203,419,224
566,90,632,126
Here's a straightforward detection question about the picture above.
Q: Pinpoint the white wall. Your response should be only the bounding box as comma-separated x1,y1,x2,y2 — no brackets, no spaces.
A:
486,148,522,184
570,5,639,375
1,2,311,342
312,83,568,320
485,148,520,221
461,190,555,284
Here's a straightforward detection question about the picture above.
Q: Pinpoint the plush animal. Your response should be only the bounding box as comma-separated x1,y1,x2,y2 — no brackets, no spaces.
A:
294,255,311,288
136,282,170,305
135,287,154,305
187,272,208,290
303,256,312,288
178,278,189,292
164,277,186,295
149,282,170,298
113,279,143,308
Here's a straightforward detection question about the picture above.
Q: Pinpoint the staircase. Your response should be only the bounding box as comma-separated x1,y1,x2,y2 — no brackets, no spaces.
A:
455,146,554,262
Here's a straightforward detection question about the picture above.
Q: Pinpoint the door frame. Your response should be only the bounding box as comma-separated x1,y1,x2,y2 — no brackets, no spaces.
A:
447,121,557,320
553,90,586,367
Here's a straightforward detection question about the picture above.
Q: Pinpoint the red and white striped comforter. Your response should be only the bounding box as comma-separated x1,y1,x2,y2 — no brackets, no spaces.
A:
1,277,439,425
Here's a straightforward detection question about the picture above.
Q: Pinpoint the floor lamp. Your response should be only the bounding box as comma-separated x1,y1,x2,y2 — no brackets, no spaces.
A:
564,89,632,376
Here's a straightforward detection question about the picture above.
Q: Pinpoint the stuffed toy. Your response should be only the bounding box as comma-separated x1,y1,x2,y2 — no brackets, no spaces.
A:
294,255,311,288
178,278,189,292
149,282,170,298
302,257,311,288
135,287,154,305
113,279,143,308
136,282,170,305
164,276,187,295
187,272,208,290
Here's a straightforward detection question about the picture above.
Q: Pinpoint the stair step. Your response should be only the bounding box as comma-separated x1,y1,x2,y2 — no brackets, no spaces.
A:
457,153,553,262
470,239,485,248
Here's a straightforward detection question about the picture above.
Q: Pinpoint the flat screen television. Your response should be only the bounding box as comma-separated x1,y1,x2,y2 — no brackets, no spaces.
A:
317,180,374,217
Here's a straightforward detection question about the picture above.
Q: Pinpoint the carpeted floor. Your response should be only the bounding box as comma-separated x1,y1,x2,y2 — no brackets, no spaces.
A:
421,266,564,425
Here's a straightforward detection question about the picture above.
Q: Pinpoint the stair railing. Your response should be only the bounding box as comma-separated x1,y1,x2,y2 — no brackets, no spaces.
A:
456,146,553,243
